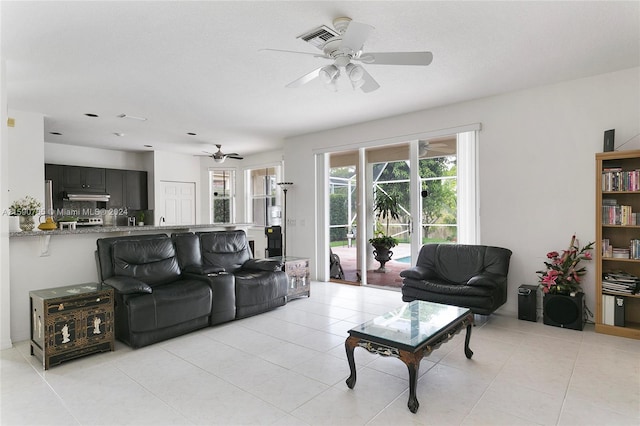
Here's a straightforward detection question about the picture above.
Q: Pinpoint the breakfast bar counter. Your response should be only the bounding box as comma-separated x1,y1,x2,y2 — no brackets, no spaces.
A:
9,223,253,238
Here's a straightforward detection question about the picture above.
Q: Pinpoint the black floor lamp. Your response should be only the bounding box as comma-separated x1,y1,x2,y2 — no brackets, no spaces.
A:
277,181,293,258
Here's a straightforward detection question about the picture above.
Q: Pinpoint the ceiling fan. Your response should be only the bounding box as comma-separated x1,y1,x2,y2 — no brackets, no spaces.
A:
202,145,243,163
262,17,433,93
419,140,455,157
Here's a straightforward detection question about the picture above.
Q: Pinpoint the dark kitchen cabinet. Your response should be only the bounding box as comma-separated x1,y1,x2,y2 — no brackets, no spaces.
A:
63,166,106,192
125,170,148,210
44,164,65,211
105,169,147,210
105,169,125,208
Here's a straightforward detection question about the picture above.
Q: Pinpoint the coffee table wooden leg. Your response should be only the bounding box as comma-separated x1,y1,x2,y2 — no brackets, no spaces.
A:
400,351,421,413
464,323,473,359
345,336,358,389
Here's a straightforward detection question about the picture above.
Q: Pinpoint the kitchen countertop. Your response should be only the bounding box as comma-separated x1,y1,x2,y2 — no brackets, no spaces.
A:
9,223,255,238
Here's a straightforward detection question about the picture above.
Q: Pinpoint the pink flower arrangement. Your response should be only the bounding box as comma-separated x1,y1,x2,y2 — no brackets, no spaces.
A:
537,235,594,295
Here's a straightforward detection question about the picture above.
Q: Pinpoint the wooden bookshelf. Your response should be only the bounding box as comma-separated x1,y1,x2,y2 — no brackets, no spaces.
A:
595,150,640,340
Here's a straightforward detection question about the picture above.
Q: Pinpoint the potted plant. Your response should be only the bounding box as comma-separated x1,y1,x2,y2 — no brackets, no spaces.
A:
536,235,594,295
536,235,594,330
369,191,400,272
137,211,145,226
9,195,42,231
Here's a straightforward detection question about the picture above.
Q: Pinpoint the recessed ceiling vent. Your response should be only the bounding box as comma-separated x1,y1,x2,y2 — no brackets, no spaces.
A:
296,25,339,50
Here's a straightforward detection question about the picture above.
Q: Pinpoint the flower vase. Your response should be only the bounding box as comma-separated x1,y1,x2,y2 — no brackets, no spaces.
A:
543,292,584,331
19,215,35,232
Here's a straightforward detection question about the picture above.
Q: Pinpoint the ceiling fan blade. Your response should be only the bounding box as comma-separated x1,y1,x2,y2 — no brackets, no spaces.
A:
430,147,455,154
227,155,244,160
341,21,373,53
359,67,380,93
358,51,433,66
260,48,330,59
285,67,323,88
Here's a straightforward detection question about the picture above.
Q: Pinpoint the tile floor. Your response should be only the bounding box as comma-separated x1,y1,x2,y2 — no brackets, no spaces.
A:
1,281,639,426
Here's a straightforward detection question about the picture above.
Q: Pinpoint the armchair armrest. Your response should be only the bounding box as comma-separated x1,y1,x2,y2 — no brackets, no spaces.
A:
103,276,152,294
399,266,434,280
467,272,503,288
243,258,283,272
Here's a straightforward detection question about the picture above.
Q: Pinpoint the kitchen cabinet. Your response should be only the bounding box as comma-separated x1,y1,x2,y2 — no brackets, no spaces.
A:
44,164,65,210
105,169,147,210
63,166,106,192
105,169,125,208
125,170,148,210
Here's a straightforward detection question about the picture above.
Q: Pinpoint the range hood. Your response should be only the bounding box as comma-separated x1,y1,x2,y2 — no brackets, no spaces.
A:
64,193,110,202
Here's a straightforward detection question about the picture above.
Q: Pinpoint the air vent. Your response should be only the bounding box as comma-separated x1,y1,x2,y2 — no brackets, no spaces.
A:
296,25,339,50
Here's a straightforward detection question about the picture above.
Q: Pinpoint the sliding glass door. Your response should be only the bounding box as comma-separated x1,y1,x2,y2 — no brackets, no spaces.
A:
320,128,477,288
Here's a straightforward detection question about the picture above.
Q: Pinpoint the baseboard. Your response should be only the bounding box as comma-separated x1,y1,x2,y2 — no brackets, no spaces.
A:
0,336,13,350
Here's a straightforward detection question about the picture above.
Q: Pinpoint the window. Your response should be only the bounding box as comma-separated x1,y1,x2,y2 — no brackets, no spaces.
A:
245,165,282,226
210,169,235,223
419,155,457,243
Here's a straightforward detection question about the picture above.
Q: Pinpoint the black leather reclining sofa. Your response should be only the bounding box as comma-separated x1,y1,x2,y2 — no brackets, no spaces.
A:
400,244,512,315
96,230,288,348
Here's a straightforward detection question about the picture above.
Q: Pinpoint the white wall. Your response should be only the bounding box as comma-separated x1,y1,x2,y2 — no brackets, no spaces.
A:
2,109,45,348
45,143,148,170
0,59,11,349
7,110,45,232
284,67,640,316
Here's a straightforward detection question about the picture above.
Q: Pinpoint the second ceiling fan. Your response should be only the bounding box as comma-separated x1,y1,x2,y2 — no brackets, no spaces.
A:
203,144,243,163
263,17,433,93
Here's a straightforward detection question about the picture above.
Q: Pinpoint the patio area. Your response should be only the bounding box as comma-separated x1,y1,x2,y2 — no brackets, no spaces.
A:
330,243,412,289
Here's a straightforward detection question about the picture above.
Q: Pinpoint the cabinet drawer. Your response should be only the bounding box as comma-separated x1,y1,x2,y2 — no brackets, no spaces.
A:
46,292,112,314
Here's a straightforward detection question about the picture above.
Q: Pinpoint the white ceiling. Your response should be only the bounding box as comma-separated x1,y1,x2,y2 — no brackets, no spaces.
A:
2,1,639,158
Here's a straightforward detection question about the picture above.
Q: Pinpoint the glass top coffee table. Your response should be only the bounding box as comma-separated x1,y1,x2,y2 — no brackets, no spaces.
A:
345,300,474,413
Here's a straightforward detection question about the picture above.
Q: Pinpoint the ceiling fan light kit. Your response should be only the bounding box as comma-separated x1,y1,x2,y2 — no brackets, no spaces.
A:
264,16,433,93
319,64,339,84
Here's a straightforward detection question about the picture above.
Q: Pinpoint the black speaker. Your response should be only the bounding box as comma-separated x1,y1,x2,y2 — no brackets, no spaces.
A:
518,285,538,322
264,226,282,257
543,292,584,330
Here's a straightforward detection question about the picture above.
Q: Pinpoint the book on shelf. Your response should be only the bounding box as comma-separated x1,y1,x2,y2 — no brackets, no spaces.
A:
612,247,630,259
602,271,640,294
601,203,638,225
631,239,640,259
615,296,625,327
602,168,640,192
602,294,615,325
602,239,612,258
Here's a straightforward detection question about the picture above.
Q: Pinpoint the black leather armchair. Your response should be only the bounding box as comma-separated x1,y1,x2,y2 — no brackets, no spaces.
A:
96,234,213,348
400,244,512,315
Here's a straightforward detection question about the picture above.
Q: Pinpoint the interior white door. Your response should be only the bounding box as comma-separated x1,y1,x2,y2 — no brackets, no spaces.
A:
159,181,196,225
